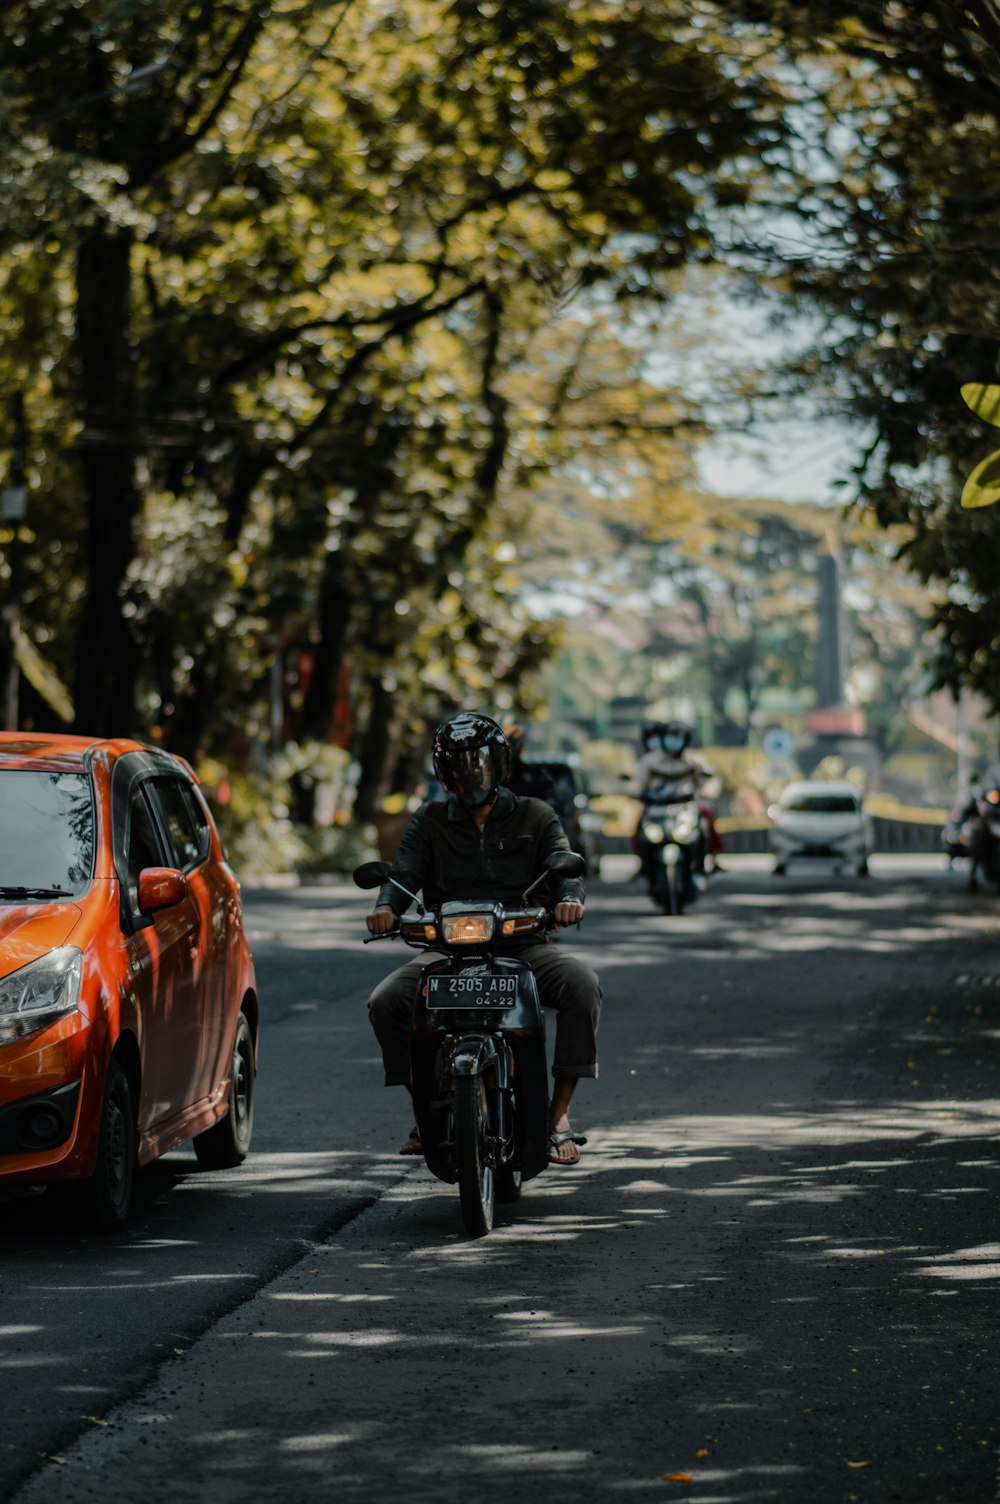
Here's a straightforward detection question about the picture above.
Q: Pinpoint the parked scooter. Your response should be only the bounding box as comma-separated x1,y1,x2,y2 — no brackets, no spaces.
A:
636,789,706,915
353,850,587,1238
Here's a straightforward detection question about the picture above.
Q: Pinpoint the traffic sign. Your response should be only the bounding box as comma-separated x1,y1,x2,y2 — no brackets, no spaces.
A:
761,727,795,761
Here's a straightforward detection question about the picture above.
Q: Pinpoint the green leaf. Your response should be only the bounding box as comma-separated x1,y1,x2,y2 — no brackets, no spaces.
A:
961,448,1000,509
960,384,1000,429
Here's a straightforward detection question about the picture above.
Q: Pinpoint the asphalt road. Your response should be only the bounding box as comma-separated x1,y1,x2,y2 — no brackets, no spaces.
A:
3,854,1000,1504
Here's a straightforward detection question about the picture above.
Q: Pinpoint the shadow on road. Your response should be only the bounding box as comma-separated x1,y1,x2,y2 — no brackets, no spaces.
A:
7,861,1000,1504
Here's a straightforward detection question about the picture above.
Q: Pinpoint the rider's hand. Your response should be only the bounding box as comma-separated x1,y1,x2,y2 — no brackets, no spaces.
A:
366,904,397,936
553,901,584,929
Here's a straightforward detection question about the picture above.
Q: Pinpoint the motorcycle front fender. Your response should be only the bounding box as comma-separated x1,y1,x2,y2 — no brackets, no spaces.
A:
662,842,681,866
448,1034,504,1080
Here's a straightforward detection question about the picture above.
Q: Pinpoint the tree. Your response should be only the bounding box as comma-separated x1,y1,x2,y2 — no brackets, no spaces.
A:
717,1,1000,711
0,0,788,773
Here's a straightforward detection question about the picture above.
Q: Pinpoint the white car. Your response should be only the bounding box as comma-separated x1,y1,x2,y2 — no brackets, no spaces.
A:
768,780,874,877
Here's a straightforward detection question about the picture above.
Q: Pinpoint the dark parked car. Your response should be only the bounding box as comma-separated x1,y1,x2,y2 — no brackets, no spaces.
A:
525,759,603,877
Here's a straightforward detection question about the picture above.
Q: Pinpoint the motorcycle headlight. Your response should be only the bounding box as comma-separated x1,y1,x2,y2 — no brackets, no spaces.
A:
642,822,666,844
442,914,494,944
0,947,84,1044
672,808,701,842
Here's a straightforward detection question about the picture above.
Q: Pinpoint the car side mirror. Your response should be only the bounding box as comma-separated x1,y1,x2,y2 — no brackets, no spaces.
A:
137,867,189,914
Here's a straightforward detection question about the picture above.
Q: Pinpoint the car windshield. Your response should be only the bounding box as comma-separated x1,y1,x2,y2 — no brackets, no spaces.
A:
782,792,859,814
0,771,95,897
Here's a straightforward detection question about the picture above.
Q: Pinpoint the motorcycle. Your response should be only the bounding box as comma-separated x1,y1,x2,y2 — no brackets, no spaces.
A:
353,849,587,1238
636,789,705,915
948,787,1000,893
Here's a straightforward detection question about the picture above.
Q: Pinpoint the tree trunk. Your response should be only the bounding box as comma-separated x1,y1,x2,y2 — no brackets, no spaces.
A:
72,229,140,734
298,551,354,742
353,675,397,824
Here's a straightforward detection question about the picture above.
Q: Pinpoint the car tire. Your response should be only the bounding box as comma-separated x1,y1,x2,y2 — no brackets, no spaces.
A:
773,863,786,877
56,1057,136,1233
857,859,870,877
193,1013,255,1170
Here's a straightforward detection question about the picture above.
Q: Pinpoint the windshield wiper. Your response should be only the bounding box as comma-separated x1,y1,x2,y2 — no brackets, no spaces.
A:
0,886,74,900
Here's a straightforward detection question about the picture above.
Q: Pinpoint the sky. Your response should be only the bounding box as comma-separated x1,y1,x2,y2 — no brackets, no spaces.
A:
647,271,866,509
696,416,862,506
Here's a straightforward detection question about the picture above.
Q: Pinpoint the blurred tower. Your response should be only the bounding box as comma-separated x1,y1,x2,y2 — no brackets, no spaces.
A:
815,547,847,709
799,535,878,779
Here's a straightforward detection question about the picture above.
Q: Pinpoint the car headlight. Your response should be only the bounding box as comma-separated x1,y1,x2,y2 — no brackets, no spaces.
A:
0,947,84,1044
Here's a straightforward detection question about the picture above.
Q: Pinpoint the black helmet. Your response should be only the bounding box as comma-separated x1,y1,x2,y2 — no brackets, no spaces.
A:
643,719,692,755
432,712,511,808
660,720,693,755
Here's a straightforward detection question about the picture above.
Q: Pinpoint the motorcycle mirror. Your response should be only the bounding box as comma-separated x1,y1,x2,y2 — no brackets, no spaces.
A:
353,860,426,916
546,850,587,879
521,849,587,904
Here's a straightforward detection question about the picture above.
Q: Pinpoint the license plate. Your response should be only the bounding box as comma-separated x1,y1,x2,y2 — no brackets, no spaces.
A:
426,972,518,1004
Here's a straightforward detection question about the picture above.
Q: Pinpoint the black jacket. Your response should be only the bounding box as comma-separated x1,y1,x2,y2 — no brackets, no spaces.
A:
378,787,585,915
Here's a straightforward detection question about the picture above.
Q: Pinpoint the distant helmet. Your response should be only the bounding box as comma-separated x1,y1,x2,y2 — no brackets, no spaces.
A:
432,712,511,808
660,720,693,756
643,719,692,756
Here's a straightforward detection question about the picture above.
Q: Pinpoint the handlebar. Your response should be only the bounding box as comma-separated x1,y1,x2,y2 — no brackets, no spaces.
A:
363,927,400,944
362,904,581,945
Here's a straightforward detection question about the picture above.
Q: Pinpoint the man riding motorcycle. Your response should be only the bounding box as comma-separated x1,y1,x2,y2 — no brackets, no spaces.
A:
366,712,602,1166
631,719,723,882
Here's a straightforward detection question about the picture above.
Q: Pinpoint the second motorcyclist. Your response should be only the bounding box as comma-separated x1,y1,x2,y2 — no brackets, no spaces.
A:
631,719,723,886
366,712,602,1166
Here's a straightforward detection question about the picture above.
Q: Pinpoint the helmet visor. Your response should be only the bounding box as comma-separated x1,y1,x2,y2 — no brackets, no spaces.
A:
437,746,501,807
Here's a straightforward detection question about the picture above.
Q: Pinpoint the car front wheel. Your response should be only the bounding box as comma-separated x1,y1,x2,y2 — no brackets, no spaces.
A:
56,1057,136,1233
193,1013,256,1170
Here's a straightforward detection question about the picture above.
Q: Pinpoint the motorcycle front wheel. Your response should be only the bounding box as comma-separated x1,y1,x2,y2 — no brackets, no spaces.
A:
652,860,682,915
455,1074,495,1237
495,1166,522,1203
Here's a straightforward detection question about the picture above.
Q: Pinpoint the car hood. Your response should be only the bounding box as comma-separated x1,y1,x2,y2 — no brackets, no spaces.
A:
774,811,864,837
0,903,84,980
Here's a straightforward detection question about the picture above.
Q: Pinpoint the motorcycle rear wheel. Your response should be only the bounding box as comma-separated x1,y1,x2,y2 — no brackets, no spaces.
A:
455,1074,495,1237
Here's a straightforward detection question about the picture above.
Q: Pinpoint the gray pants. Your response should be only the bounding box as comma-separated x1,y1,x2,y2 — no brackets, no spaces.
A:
368,942,602,1087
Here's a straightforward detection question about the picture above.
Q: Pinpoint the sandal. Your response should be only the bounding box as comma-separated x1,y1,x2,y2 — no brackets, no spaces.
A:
548,1127,587,1166
399,1125,422,1156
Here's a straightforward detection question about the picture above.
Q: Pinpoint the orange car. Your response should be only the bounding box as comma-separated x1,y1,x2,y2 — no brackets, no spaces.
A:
0,733,259,1230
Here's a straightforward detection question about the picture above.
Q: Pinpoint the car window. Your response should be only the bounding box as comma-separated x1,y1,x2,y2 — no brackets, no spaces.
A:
0,770,95,896
181,783,213,859
126,786,166,908
782,792,860,814
150,777,209,870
